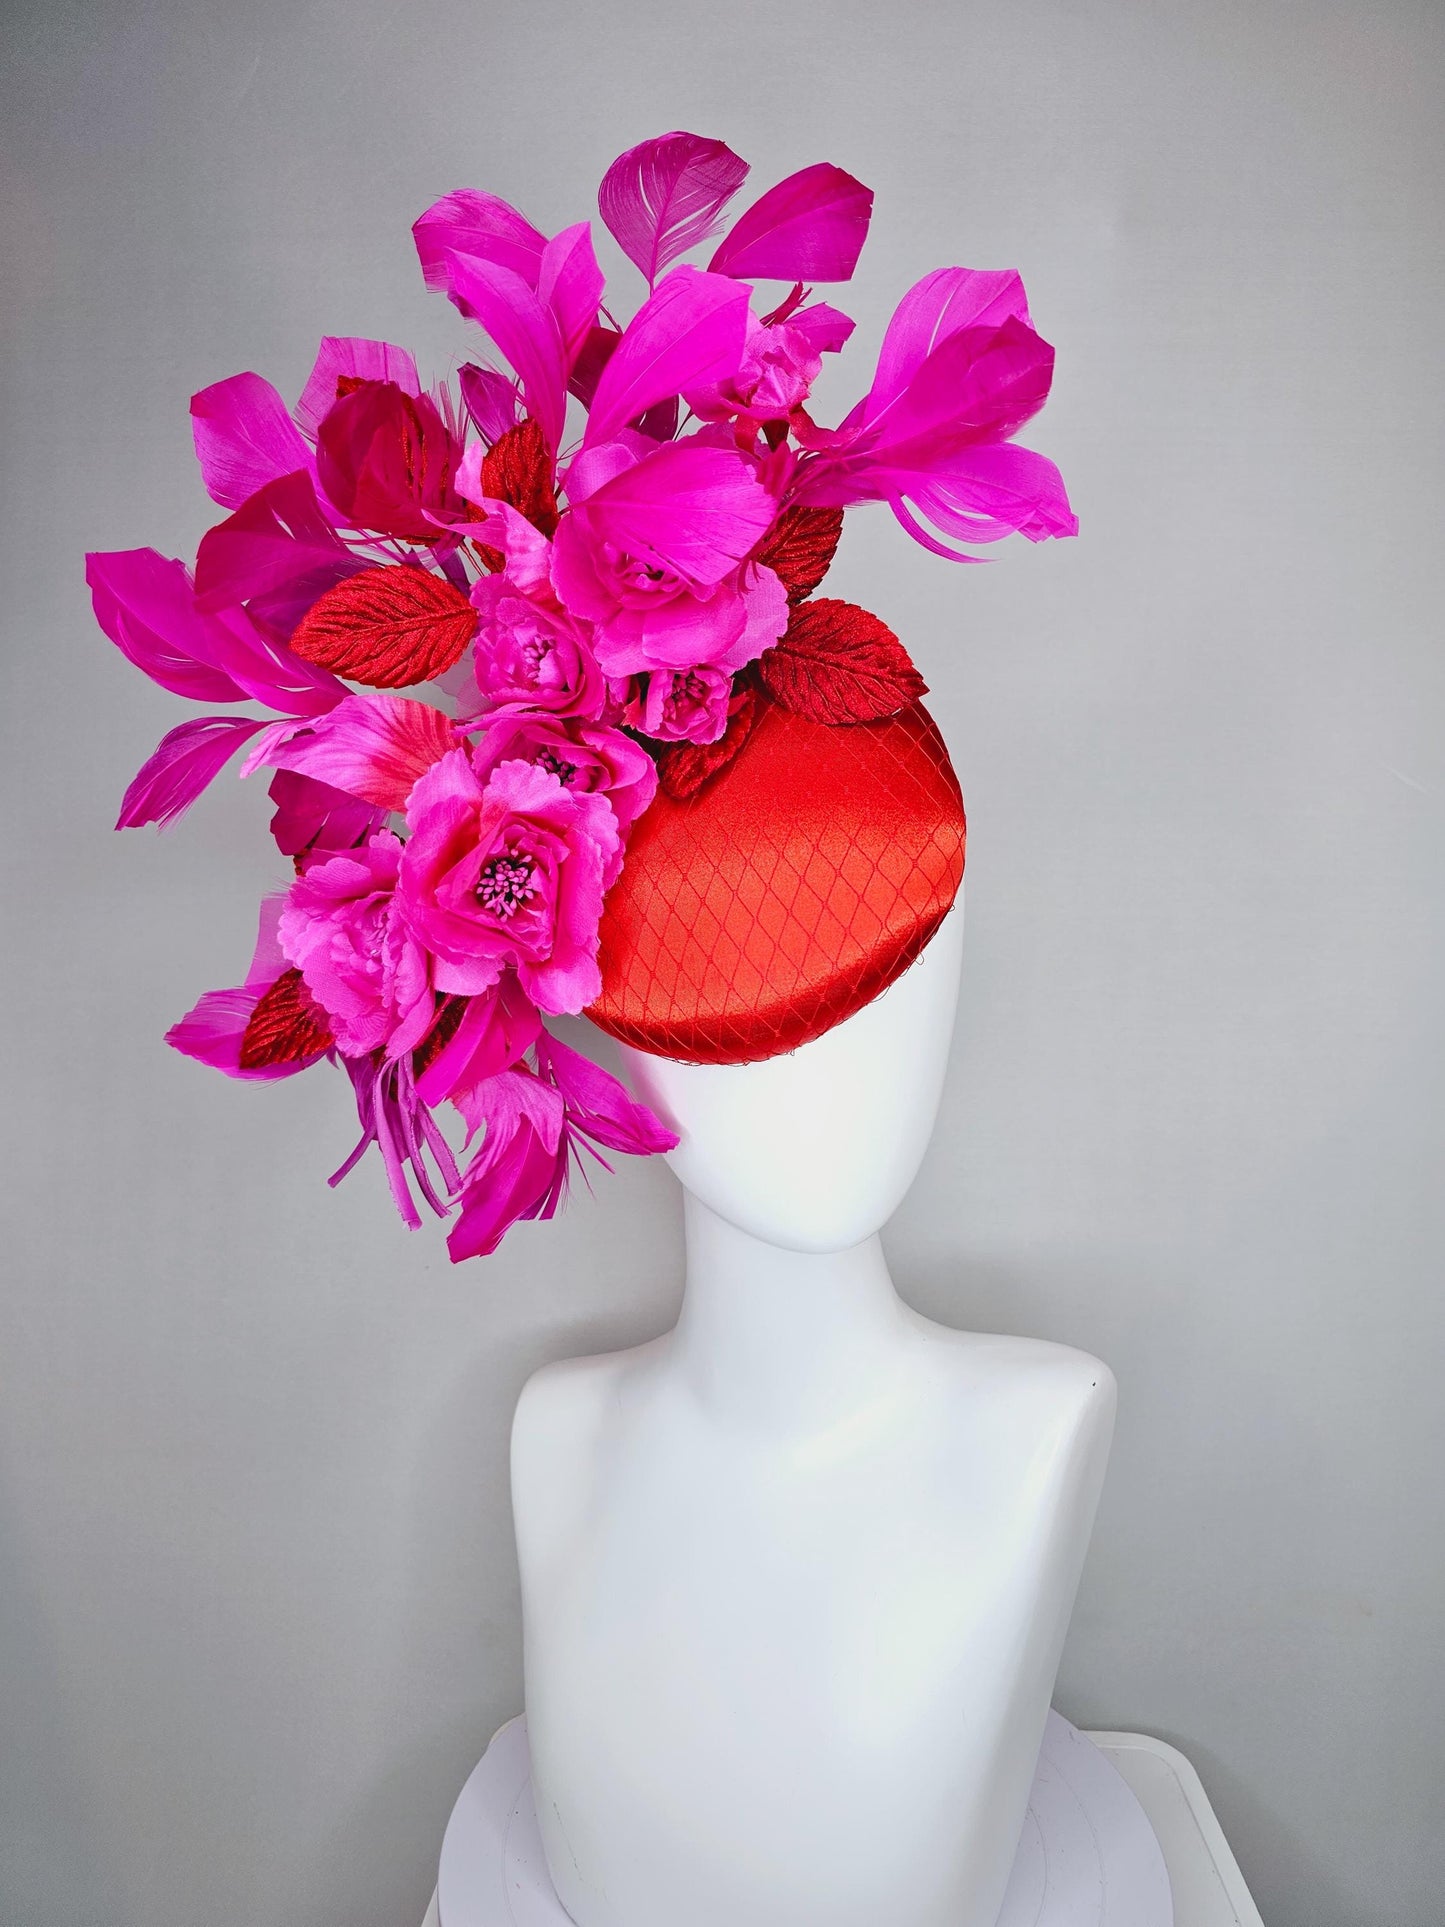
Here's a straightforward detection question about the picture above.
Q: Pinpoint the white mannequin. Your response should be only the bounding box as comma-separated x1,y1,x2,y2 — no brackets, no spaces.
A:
511,897,1116,1927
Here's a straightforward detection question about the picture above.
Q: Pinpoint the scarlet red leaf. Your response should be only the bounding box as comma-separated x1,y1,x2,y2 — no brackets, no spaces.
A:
480,417,559,537
656,686,760,800
753,505,843,604
290,567,478,688
757,598,928,724
238,968,333,1070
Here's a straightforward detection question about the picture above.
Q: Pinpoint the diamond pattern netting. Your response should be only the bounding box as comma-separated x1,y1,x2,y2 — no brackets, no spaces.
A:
586,699,966,1065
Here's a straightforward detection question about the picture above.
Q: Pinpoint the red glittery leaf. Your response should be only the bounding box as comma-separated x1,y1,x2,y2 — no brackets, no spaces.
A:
290,567,478,688
758,598,927,724
238,968,333,1070
656,686,759,800
479,417,559,537
754,505,844,604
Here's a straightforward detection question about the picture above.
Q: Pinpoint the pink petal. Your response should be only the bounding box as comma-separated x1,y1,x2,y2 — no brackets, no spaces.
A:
193,470,368,636
868,267,1031,415
243,692,456,811
87,548,249,703
450,490,553,594
116,715,268,830
583,267,750,448
709,163,873,282
538,222,606,370
598,131,749,287
191,373,316,510
413,189,548,294
294,337,422,439
443,253,567,453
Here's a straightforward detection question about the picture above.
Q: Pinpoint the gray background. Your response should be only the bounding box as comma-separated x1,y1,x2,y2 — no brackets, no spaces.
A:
2,1,1442,1922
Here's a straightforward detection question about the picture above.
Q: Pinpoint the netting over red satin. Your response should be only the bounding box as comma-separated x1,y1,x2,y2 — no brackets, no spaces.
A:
587,698,966,1065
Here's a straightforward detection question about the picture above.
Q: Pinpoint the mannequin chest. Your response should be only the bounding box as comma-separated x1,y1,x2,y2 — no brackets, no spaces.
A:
514,1330,1111,1753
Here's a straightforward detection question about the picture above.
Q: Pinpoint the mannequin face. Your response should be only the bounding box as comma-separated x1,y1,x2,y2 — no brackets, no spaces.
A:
617,896,964,1254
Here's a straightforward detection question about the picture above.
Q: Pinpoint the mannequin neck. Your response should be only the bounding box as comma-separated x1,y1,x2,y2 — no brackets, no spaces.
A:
670,1193,909,1432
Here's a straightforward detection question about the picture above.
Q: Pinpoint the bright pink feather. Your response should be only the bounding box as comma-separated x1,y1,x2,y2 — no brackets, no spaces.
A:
87,546,343,713
864,317,1057,467
598,131,749,287
709,163,873,282
87,549,250,703
242,692,456,811
459,364,523,444
443,254,567,453
537,222,606,371
583,267,749,447
867,267,1032,416
535,1032,678,1156
294,337,421,439
194,471,369,636
414,977,542,1110
116,715,269,830
413,189,548,294
191,373,315,511
889,444,1078,551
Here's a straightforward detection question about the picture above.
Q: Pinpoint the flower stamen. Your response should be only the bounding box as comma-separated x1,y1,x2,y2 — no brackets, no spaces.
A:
476,852,538,920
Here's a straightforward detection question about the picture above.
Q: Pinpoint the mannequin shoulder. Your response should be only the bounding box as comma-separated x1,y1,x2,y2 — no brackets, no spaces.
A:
512,1338,661,1471
904,1316,1118,1440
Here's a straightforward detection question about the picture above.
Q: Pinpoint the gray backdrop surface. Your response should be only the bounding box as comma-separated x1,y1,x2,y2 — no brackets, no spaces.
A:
2,2,1442,1923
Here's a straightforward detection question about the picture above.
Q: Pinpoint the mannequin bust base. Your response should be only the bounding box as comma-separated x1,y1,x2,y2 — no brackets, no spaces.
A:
436,1707,1173,1927
511,1200,1116,1927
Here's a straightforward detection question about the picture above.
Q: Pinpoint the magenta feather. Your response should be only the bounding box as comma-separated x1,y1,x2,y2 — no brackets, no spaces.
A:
583,267,748,447
599,131,749,288
443,254,567,453
709,163,873,282
190,373,314,511
116,715,268,829
294,338,421,439
413,189,548,293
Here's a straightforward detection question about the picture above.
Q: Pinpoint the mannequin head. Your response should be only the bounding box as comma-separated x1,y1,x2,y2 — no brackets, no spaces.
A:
618,895,963,1253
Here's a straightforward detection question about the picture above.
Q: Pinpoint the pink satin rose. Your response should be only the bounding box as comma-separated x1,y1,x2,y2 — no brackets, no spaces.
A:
399,750,618,1014
551,435,788,677
470,713,656,869
460,574,605,721
277,831,433,1058
627,665,733,744
685,315,822,429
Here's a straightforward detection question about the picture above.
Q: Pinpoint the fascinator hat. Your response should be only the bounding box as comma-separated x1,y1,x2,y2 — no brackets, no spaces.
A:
87,131,1071,1258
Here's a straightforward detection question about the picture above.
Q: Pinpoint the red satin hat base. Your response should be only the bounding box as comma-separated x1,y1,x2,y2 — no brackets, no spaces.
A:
587,699,966,1066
